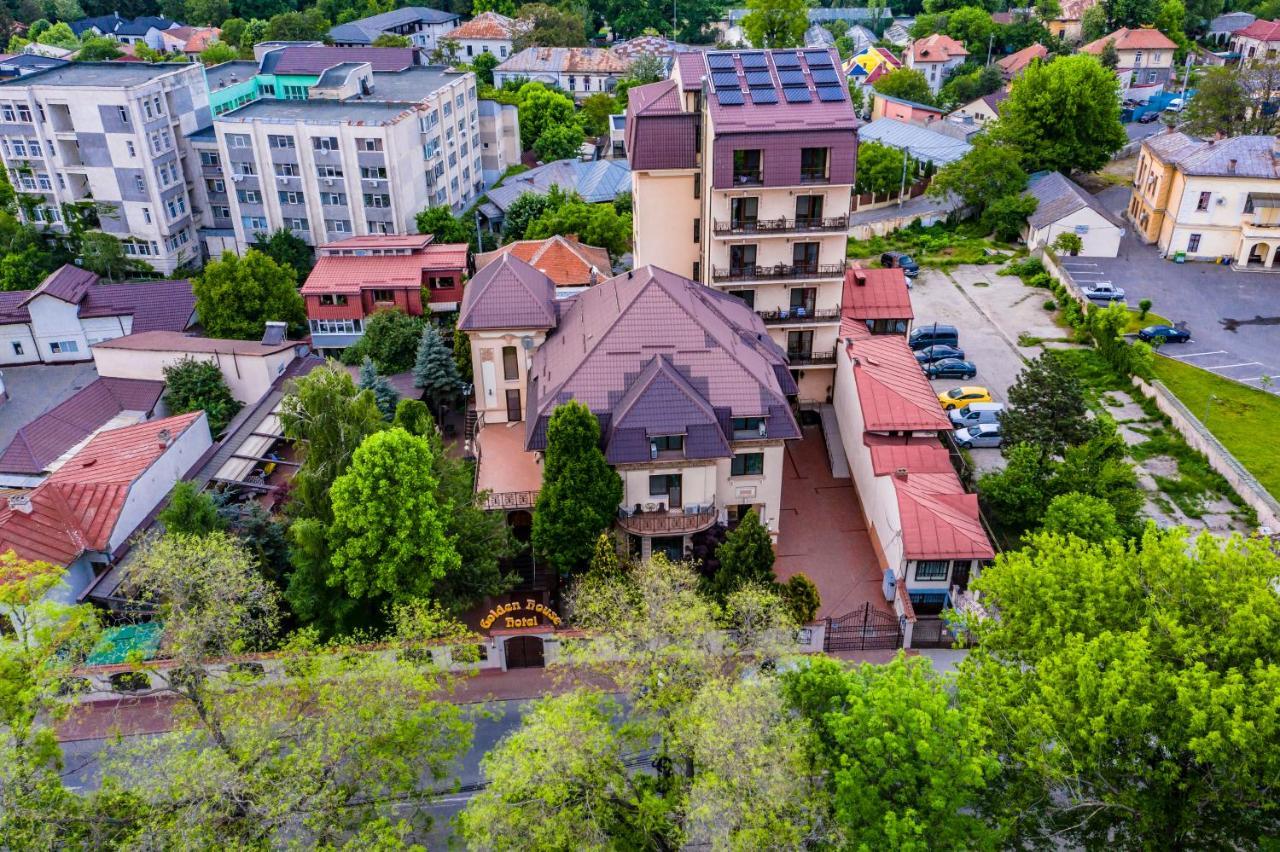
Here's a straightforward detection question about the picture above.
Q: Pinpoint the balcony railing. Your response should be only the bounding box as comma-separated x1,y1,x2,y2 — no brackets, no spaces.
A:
800,169,829,183
482,490,539,511
787,350,837,366
617,506,718,535
712,216,849,235
731,171,763,186
757,307,839,324
712,263,844,283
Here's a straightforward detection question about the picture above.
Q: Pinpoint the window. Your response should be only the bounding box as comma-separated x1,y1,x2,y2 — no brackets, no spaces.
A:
361,166,387,180
732,417,765,438
692,217,700,244
1197,191,1211,211
142,207,152,224
914,560,949,581
1188,233,1201,252
309,318,363,335
165,197,186,218
364,193,391,208
275,162,300,177
568,75,576,91
268,134,295,149
11,341,23,356
135,175,146,192
116,105,129,123
428,276,453,290
1134,51,1143,65
693,174,700,198
787,329,813,359
200,150,220,167
730,452,764,476
321,192,346,206
800,147,828,182
312,136,339,151
795,194,824,226
228,134,251,149
285,216,308,230
319,294,349,306
10,139,24,156
651,435,684,453
242,215,267,229
316,164,343,178
15,105,29,123
237,189,261,204
143,98,153,119
49,340,78,354
648,474,681,504
356,138,382,152
236,162,256,176
36,173,49,190
729,244,757,276
789,287,816,314
502,345,519,380
371,288,394,303
212,205,230,219
279,190,304,205
207,178,224,193
733,149,762,184
792,242,819,273
727,288,755,308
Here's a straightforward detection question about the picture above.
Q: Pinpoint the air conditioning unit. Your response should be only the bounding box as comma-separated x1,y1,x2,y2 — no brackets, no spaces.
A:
230,174,242,182
642,501,659,512
277,175,288,183
324,178,334,186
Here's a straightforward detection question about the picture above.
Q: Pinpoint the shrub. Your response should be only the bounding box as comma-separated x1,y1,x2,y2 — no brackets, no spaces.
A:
1042,299,1057,311
779,574,821,625
1138,298,1153,319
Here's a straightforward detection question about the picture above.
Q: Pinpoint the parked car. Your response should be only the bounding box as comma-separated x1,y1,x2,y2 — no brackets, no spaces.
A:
924,359,977,380
949,401,1004,428
909,323,959,350
880,251,919,278
1166,96,1185,111
1082,282,1126,302
1138,110,1161,123
914,344,965,364
954,422,1003,449
1138,324,1191,343
937,385,991,409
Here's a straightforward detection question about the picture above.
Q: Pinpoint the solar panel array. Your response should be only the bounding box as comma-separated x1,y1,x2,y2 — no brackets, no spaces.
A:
804,50,834,67
772,52,800,68
703,50,846,108
711,71,738,88
750,88,778,104
817,86,846,102
810,68,840,85
740,52,768,69
708,53,735,70
784,87,812,103
745,70,773,87
716,88,744,105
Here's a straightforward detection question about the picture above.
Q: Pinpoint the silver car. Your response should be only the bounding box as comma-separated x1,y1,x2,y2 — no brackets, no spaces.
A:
954,422,1003,449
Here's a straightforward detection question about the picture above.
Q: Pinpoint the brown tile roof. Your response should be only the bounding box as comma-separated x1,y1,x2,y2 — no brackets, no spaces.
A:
458,253,556,331
444,11,517,41
1081,27,1178,53
91,330,301,356
910,33,968,63
21,264,97,306
1230,18,1280,39
475,236,611,287
1058,0,1097,20
997,43,1048,75
496,47,632,75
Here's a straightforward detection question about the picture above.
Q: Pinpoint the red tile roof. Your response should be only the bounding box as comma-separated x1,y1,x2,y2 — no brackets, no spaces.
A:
1233,18,1280,40
302,240,469,295
475,236,611,287
865,436,956,475
1081,27,1178,53
997,43,1048,75
0,412,202,565
444,11,517,41
844,335,951,432
910,33,968,63
842,266,913,320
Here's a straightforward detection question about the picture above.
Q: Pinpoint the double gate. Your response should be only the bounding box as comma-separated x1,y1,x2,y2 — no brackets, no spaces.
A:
824,603,902,652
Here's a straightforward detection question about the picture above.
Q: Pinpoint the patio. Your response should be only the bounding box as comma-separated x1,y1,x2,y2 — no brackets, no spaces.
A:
474,419,542,510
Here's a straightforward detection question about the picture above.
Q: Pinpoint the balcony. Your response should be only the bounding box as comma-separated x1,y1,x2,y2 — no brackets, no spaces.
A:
787,350,837,367
1242,214,1280,238
712,216,849,236
800,169,829,184
712,263,844,283
731,170,763,186
757,307,839,325
617,505,718,536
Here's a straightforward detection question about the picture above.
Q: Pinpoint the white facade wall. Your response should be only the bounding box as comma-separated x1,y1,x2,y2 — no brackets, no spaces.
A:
92,345,298,404
109,412,213,552
458,38,513,60
632,168,701,276
492,69,625,100
0,322,38,365
24,295,90,362
1027,208,1124,257
469,329,546,424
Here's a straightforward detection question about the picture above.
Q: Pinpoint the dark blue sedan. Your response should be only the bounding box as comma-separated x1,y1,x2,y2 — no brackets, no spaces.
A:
914,344,966,364
923,358,977,379
1138,324,1191,343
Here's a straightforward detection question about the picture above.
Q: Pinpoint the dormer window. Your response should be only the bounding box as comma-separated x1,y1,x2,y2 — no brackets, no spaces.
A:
731,417,766,439
650,434,685,458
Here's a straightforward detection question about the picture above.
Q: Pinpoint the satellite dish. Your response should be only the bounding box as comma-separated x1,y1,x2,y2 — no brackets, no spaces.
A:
521,336,535,350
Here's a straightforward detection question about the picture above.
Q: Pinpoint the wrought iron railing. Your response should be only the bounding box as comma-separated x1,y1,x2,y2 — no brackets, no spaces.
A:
757,307,839,324
787,350,837,366
616,507,718,535
712,263,844,283
712,216,848,235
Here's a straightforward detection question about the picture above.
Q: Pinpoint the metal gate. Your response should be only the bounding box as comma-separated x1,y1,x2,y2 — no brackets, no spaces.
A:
824,603,902,651
503,635,545,669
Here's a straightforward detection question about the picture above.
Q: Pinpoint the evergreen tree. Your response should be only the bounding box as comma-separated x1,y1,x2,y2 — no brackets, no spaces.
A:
452,319,473,386
588,532,621,576
158,481,226,537
162,357,243,435
358,356,399,420
413,325,461,413
711,510,776,597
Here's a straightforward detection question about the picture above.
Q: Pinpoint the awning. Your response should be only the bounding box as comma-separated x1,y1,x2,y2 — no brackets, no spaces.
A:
1248,193,1280,209
478,201,503,221
212,405,283,484
85,621,164,666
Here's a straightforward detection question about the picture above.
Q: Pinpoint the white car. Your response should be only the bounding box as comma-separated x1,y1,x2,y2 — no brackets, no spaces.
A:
1166,97,1185,112
954,423,1003,449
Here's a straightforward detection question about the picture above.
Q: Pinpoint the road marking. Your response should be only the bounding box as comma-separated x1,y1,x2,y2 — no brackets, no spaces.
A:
1208,361,1263,370
1178,350,1227,358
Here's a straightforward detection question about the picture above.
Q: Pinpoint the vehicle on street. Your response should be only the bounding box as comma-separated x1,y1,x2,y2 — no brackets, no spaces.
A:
1137,324,1191,343
880,251,919,278
924,359,977,380
954,422,1003,449
1166,96,1184,111
1082,282,1126,302
949,401,1004,428
937,385,991,409
908,323,959,350
1138,110,1161,123
914,344,965,364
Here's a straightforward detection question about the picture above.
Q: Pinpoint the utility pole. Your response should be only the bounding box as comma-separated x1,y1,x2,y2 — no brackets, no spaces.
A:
987,32,994,65
1180,53,1192,96
898,148,909,206
474,209,484,251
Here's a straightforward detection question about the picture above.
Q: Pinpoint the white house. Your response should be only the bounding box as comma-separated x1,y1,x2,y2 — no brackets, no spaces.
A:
904,33,969,94
493,47,632,99
441,12,519,61
1023,170,1125,257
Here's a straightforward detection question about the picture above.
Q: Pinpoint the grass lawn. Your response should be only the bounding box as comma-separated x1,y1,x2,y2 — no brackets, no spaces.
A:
847,222,1016,268
1151,355,1280,500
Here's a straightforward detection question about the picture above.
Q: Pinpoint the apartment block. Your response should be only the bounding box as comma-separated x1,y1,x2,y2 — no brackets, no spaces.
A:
626,47,859,402
0,62,211,273
198,53,483,252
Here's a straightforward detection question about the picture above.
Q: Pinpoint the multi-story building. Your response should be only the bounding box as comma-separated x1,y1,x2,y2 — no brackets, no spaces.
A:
477,98,520,186
196,55,483,252
442,11,520,61
626,47,858,402
1229,18,1280,62
903,33,968,95
460,258,801,559
300,234,469,353
1127,132,1280,267
1081,27,1177,96
328,7,460,56
0,62,211,272
493,47,633,100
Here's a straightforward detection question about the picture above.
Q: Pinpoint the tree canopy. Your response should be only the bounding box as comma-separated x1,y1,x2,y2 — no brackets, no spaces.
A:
192,249,306,340
741,0,810,48
161,356,242,434
928,137,1028,218
872,67,935,105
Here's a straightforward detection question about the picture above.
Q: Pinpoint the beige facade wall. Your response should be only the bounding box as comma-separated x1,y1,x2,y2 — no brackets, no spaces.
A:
1027,207,1124,257
469,329,545,424
91,345,297,403
631,168,701,276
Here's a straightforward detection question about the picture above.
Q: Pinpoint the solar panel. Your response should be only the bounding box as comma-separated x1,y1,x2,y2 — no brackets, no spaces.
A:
750,88,778,104
817,85,846,102
810,68,840,85
784,86,812,103
772,52,801,68
739,52,767,68
745,70,773,87
711,71,739,88
804,50,834,67
708,53,734,70
716,88,745,105
778,69,806,86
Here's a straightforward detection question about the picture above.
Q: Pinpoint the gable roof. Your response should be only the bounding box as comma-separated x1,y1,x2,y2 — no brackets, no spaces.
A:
625,79,698,171
997,43,1047,76
1081,27,1178,53
458,253,557,331
842,267,913,321
1025,170,1125,230
329,7,458,43
496,47,632,75
475,236,611,287
845,335,952,432
1233,18,1280,39
910,33,968,63
301,240,468,295
1156,134,1280,178
0,378,165,476
21,264,97,306
444,11,517,41
485,158,632,212
0,268,195,332
605,355,731,464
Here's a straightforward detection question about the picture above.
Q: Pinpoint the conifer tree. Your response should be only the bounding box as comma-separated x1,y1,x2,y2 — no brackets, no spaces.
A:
358,357,399,420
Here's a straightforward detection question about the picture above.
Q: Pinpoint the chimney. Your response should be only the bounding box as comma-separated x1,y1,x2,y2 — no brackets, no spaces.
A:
1228,158,1238,174
853,270,867,286
589,267,598,286
7,494,32,514
157,428,172,449
894,467,909,480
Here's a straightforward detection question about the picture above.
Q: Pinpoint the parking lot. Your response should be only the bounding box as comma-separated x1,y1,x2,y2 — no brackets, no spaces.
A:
1059,186,1280,395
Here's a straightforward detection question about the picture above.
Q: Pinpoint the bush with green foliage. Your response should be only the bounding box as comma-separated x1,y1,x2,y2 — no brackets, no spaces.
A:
778,573,820,624
358,357,399,419
162,357,243,434
709,510,777,598
341,309,423,373
159,481,227,537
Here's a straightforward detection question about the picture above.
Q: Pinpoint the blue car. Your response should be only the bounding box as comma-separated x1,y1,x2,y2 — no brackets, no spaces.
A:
914,344,966,364
1138,324,1190,343
923,358,977,379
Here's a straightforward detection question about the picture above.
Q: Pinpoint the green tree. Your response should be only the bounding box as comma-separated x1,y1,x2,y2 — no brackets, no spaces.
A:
1040,491,1123,542
1101,0,1160,28
412,324,461,411
252,226,314,275
391,396,433,436
513,2,586,50
778,572,820,624
1000,352,1097,457
981,192,1037,241
947,5,996,52
500,189,554,241
0,245,49,292
587,531,621,575
783,655,1001,849
74,34,122,59
977,442,1052,532
264,8,327,41
856,141,916,196
36,21,76,48
741,0,810,48
532,400,623,574
517,81,577,151
344,308,424,373
928,138,1028,217
1080,3,1108,40
327,428,460,607
1051,231,1084,255
577,91,617,137
415,204,473,245
184,0,231,25
358,356,399,419
1098,37,1120,69
710,509,776,597
872,67,935,105
193,249,306,340
198,39,238,64
452,317,472,383
1182,64,1276,137
533,121,586,161
75,231,134,280
159,481,227,536
959,528,1280,847
991,54,1127,174
162,357,243,434
219,16,247,46
471,49,499,85
525,192,631,258
371,32,411,46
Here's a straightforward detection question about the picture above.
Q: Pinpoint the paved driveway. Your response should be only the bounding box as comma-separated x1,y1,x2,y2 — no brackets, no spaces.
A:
1058,186,1280,394
0,362,99,450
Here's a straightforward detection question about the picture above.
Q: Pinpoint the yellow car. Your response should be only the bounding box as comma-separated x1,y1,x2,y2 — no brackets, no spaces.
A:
937,386,992,410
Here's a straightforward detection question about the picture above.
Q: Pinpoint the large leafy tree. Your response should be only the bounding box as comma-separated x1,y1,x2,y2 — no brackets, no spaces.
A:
184,0,232,25
77,231,136,281
990,54,1127,174
946,5,996,53
74,34,122,60
342,308,423,373
516,82,577,151
783,655,1001,849
1183,63,1280,137
999,351,1096,457
193,249,306,341
531,400,623,574
872,67,935,105
415,205,473,245
198,40,237,64
470,50,499,85
524,191,631,259
500,189,554,241
162,357,243,434
959,528,1280,848
1101,0,1160,28
741,0,810,48
855,141,916,196
252,227,314,276
533,122,585,162
512,2,586,50
928,137,1028,217
159,481,226,537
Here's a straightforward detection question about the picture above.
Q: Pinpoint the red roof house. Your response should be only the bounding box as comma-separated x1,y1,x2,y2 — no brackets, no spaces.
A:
842,266,914,334
996,43,1048,78
475,235,611,287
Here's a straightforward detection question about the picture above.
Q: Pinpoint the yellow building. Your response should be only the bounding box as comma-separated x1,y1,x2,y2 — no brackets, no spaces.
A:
1128,133,1280,267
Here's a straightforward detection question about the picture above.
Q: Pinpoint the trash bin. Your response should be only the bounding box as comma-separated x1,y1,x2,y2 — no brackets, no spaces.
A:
1173,251,1186,263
